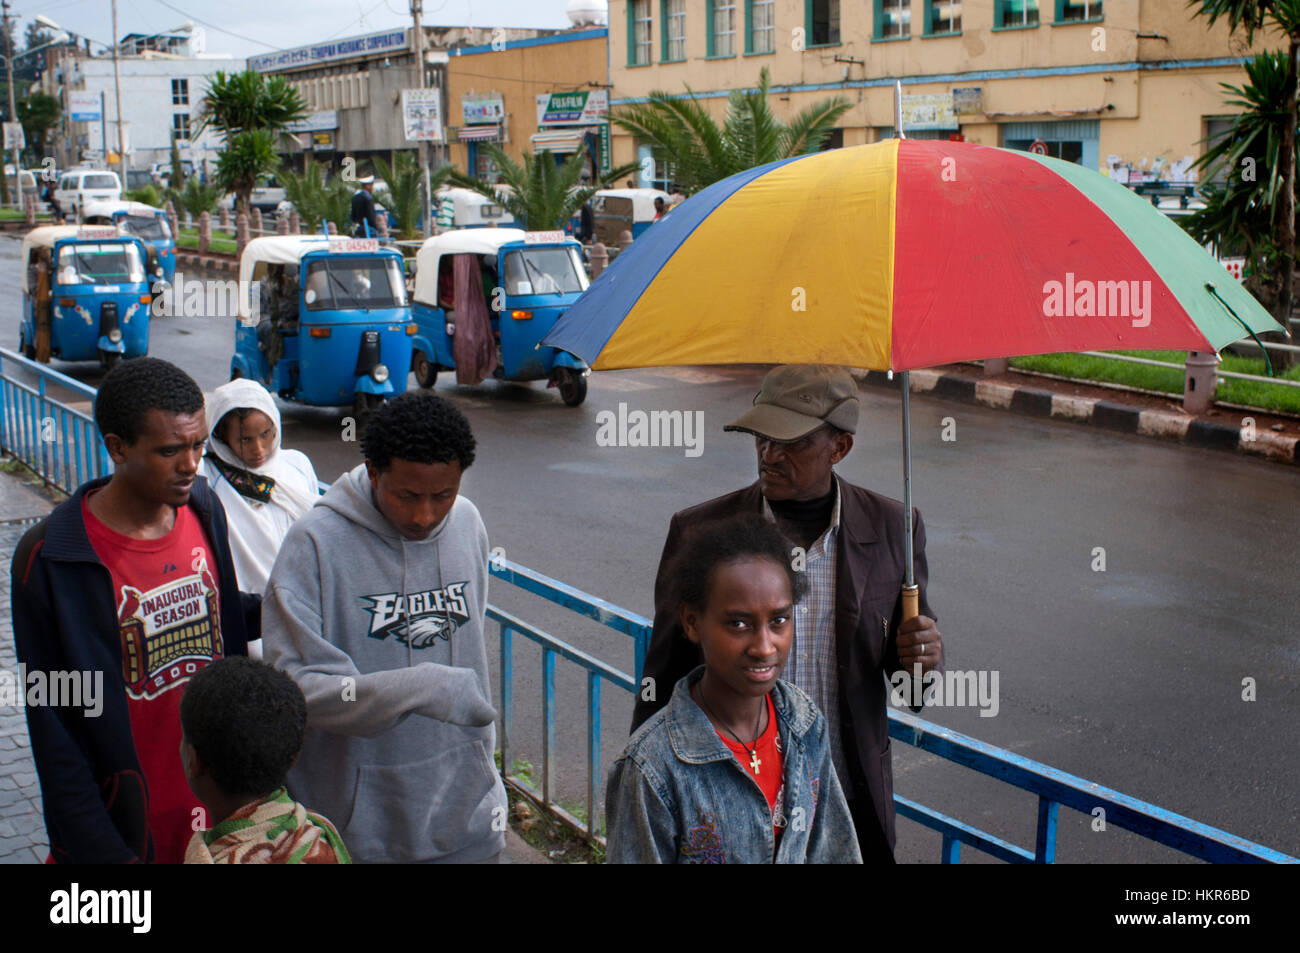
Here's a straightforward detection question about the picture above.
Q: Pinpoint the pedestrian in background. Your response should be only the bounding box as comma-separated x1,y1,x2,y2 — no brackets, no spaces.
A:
199,379,319,658
606,514,860,863
11,358,259,863
631,364,943,863
350,174,380,237
261,392,506,863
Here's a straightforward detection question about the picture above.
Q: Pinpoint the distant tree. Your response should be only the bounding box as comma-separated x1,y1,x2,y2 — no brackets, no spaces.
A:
449,142,639,230
170,176,222,219
281,161,353,233
170,137,186,192
18,90,60,160
1184,51,1299,368
17,23,55,82
612,66,852,194
195,69,306,214
212,128,280,218
373,152,452,238
1192,0,1300,366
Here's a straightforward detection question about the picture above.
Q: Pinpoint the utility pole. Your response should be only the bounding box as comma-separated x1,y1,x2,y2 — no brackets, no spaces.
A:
410,0,432,237
1,0,16,205
110,0,126,182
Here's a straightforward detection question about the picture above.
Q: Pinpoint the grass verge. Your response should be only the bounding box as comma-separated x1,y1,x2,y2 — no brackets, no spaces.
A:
1009,350,1300,415
175,227,238,257
494,754,605,864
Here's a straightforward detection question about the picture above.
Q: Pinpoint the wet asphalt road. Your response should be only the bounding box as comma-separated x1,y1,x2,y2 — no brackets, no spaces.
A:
2,235,1297,863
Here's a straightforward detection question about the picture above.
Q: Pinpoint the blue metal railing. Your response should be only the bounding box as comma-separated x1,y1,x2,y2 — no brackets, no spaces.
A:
0,347,110,490
2,361,1292,862
487,560,1297,863
487,559,651,841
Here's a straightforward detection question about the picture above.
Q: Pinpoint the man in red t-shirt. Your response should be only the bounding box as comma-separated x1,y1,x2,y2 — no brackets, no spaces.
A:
12,358,258,863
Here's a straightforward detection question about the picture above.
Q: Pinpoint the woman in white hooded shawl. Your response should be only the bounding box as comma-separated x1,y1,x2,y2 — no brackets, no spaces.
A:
200,379,319,658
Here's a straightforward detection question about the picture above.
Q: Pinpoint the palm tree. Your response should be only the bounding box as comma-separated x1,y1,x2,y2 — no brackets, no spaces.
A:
612,67,852,194
170,176,223,221
1184,52,1299,368
195,69,307,214
374,152,453,238
1193,0,1300,361
448,142,639,230
280,162,354,233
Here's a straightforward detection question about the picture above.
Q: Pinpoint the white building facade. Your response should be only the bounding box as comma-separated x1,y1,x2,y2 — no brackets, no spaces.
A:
43,49,245,175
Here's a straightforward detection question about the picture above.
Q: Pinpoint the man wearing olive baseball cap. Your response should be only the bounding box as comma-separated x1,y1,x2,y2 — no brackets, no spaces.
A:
631,364,942,863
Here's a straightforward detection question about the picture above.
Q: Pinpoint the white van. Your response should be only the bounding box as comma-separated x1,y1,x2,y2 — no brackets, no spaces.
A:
53,169,123,221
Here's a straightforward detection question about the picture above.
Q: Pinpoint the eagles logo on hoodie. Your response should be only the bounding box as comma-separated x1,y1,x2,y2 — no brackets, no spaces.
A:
360,583,471,648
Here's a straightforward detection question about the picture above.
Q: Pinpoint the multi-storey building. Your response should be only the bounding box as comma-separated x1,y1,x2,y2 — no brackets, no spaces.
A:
608,0,1281,189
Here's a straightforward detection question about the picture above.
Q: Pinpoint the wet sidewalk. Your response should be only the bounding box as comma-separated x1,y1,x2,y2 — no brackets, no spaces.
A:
0,468,54,863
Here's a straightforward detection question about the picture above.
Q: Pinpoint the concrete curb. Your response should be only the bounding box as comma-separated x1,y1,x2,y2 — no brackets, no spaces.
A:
858,369,1300,466
175,251,237,276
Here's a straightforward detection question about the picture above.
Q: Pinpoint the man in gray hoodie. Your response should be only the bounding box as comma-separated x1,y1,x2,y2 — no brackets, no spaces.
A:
262,392,507,863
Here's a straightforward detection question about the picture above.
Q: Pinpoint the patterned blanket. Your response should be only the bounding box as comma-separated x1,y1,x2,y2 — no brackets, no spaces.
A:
184,788,351,864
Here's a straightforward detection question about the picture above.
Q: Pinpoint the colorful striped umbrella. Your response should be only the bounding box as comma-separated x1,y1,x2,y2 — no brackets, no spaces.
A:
542,137,1286,620
544,138,1283,370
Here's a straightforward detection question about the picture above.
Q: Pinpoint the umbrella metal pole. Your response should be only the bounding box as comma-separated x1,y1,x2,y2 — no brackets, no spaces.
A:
900,370,919,621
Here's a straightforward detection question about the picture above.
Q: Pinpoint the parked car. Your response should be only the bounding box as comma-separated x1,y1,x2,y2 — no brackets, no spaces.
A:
52,169,123,222
149,160,195,186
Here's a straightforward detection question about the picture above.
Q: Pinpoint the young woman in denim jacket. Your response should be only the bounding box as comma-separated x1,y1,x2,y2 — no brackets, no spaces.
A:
605,515,861,864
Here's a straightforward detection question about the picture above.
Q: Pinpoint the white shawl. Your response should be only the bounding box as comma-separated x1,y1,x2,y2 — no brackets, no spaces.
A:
201,379,320,596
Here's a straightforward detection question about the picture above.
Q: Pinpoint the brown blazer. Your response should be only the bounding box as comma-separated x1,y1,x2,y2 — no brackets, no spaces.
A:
630,477,939,857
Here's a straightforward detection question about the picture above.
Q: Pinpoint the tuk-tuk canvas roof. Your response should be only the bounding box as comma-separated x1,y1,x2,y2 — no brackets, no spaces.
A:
21,225,105,292
83,199,163,221
414,228,527,305
594,189,670,222
237,236,334,318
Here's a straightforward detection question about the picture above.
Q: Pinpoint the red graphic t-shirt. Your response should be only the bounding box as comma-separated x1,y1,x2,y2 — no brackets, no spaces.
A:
83,493,224,864
718,693,785,847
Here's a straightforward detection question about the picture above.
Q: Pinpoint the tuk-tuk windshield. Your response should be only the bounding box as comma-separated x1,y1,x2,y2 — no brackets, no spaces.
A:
302,256,407,311
56,243,145,285
502,247,588,296
119,214,171,241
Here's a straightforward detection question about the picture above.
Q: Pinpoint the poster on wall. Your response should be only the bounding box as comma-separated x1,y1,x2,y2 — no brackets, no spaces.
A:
402,89,444,142
901,93,958,131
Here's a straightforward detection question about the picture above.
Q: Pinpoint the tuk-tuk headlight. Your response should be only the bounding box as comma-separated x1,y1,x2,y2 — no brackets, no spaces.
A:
108,328,122,343
371,363,390,384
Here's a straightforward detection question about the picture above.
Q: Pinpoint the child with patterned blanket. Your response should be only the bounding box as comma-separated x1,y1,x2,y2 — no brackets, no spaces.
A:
180,657,350,864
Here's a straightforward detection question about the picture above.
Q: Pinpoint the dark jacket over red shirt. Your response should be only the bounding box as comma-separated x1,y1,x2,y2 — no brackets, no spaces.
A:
630,478,940,860
10,475,258,864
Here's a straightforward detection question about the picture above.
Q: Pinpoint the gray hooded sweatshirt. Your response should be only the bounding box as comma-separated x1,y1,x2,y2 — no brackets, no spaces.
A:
262,462,506,863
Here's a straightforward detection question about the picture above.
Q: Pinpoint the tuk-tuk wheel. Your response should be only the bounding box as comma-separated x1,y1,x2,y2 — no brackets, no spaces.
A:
353,391,383,423
413,351,438,389
99,351,121,371
558,370,588,407
20,335,33,360
230,367,243,381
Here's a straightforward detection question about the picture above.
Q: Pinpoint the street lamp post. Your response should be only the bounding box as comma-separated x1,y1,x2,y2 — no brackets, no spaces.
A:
109,0,126,184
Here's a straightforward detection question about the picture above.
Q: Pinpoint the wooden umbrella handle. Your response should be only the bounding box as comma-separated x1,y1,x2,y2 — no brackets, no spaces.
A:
902,584,919,622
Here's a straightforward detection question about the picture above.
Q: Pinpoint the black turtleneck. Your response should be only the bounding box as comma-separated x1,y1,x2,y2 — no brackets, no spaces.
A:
768,480,837,550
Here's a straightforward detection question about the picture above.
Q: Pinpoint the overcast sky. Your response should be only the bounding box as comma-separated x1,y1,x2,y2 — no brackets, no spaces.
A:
15,0,587,59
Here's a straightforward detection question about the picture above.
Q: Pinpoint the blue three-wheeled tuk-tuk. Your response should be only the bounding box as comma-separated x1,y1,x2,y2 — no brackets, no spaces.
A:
410,228,590,406
230,236,414,418
19,224,153,369
82,199,176,289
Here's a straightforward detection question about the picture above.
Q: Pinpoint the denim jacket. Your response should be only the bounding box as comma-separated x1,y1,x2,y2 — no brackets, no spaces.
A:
605,667,861,864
